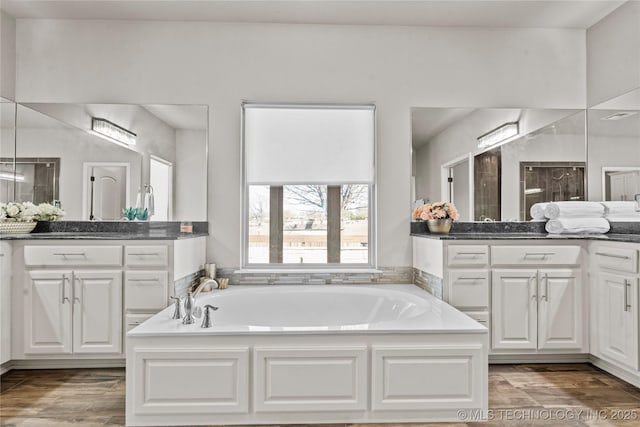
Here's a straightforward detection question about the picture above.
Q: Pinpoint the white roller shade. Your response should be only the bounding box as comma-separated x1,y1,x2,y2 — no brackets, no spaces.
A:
244,104,375,185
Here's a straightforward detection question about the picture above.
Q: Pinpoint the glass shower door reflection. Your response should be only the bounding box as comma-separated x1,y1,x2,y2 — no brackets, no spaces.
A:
520,162,586,220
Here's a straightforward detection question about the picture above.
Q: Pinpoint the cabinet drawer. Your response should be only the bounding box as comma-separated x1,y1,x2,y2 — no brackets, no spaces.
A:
125,245,169,267
24,245,122,267
126,314,154,332
491,245,580,266
447,245,489,267
462,311,488,324
448,270,489,310
125,271,169,311
593,246,638,274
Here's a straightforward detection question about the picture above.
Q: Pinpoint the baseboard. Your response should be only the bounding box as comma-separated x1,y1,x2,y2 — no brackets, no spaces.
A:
6,359,125,371
0,361,13,376
490,353,590,364
590,356,640,388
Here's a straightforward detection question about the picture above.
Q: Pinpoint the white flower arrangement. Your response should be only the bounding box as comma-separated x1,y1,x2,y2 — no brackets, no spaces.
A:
0,201,65,222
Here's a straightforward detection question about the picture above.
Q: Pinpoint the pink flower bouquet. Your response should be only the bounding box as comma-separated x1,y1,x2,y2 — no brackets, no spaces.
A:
412,202,459,221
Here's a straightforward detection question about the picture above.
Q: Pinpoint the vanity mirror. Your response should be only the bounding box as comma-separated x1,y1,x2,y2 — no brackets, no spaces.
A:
587,87,640,202
412,108,586,221
1,103,208,222
0,99,16,202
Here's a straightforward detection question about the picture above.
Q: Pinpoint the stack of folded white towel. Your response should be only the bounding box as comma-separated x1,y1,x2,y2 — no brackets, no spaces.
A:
530,201,610,234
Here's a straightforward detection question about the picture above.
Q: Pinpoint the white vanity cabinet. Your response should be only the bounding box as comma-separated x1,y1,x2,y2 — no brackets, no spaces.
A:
1,241,12,366
590,243,640,371
22,245,123,355
24,269,122,354
124,244,170,331
9,237,206,365
445,245,489,327
491,268,583,352
412,238,587,355
490,245,585,353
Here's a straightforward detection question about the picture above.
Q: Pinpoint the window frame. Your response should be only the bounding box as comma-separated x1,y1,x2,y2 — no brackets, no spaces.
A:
240,102,377,271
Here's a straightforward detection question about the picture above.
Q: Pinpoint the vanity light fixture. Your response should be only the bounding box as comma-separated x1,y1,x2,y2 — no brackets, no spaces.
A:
524,188,543,195
0,171,25,182
601,111,638,121
477,122,519,148
91,117,137,146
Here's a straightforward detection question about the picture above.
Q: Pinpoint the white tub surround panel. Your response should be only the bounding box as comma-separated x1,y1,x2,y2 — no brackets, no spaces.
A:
254,346,368,413
126,285,488,426
132,347,250,416
9,238,205,368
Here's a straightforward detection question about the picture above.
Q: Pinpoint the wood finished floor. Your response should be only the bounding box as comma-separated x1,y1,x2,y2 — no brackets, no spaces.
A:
2,364,640,426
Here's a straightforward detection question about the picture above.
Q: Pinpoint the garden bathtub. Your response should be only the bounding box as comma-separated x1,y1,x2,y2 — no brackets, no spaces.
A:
126,284,488,426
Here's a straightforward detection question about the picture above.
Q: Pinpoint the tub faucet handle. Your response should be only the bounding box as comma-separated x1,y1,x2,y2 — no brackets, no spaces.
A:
170,296,183,320
201,305,219,328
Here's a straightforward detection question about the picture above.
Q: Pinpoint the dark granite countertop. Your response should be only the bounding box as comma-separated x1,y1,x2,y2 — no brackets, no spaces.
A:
0,221,209,241
410,220,640,244
0,232,209,241
411,232,640,244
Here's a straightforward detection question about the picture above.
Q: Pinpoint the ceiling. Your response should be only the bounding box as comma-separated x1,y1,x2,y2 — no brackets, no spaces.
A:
1,0,627,29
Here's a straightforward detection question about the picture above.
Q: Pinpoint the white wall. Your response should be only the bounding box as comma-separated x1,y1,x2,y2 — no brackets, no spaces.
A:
175,129,207,220
15,20,587,268
0,11,16,100
587,0,640,106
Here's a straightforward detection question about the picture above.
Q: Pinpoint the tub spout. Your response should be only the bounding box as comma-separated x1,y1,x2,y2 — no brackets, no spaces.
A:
193,278,219,299
183,279,219,325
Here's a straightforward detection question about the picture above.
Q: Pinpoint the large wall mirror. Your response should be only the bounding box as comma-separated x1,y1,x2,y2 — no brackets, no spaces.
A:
412,108,586,221
587,87,640,202
0,99,17,202
0,103,208,221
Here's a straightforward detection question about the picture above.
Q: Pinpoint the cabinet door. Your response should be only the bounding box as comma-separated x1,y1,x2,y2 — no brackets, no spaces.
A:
73,270,122,354
491,270,538,350
1,242,12,364
537,269,584,351
598,272,639,370
24,270,73,354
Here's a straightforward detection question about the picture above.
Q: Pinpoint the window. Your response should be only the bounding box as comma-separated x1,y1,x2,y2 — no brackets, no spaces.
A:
242,103,375,268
